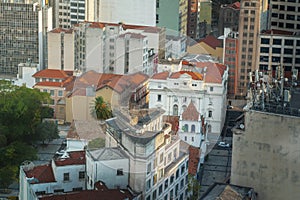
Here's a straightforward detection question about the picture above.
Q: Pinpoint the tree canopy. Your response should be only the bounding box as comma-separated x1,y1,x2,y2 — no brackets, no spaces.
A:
92,96,113,120
0,80,56,188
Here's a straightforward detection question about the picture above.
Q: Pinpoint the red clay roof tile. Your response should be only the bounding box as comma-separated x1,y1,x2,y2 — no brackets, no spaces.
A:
182,102,200,121
24,164,56,184
33,69,71,79
199,35,222,49
54,151,86,166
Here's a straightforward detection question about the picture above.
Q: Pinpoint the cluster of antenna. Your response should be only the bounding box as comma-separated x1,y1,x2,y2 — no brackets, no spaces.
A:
248,65,298,115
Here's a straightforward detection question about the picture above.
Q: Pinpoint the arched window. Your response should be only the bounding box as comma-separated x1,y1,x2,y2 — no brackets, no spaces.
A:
183,124,188,132
191,125,196,133
173,104,178,116
182,105,187,113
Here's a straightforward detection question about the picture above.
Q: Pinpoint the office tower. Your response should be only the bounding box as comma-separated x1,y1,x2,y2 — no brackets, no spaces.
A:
236,0,262,98
0,1,39,76
269,0,300,32
70,0,85,26
86,0,156,27
156,0,188,36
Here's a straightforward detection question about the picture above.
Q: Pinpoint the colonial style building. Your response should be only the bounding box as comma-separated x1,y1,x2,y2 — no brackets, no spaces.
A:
149,61,228,142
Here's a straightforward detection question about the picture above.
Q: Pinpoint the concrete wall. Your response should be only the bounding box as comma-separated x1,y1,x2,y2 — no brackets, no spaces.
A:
231,110,300,200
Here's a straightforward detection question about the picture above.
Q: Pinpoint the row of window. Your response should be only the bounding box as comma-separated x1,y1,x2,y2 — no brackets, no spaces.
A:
41,89,64,97
63,171,85,181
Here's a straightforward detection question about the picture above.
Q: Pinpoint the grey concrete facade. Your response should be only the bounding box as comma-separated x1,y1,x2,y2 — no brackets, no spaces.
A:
231,110,300,200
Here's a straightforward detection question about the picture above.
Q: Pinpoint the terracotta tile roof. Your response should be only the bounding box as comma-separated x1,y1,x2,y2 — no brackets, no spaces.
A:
68,71,148,97
50,28,73,34
35,82,63,87
196,62,227,84
24,164,56,184
151,71,169,80
39,190,134,200
34,76,75,89
188,146,200,176
170,71,203,80
182,102,200,121
231,1,240,9
199,35,222,49
54,151,86,166
33,69,71,79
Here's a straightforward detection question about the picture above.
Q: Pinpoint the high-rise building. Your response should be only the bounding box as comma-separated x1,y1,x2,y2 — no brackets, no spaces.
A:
156,0,188,36
258,30,300,79
236,0,266,98
231,78,300,199
47,28,75,71
223,30,239,98
187,0,199,39
218,2,240,36
269,0,300,32
0,2,39,76
86,0,156,27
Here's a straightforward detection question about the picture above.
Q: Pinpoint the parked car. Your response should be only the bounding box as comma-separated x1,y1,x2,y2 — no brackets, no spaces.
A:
218,141,230,148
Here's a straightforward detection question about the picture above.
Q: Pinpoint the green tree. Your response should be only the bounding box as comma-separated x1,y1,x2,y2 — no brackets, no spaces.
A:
0,80,49,188
92,96,112,120
188,174,201,200
35,121,59,144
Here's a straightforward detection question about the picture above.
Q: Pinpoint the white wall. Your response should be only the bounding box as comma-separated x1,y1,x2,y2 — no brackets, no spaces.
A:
52,160,86,192
86,0,156,26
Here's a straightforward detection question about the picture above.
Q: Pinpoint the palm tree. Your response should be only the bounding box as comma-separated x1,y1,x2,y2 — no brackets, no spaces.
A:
93,96,112,120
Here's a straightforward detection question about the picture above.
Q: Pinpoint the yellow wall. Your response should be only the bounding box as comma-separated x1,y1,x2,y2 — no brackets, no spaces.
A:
65,95,95,123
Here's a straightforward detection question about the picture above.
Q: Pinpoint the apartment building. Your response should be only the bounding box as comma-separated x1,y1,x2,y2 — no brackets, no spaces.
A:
218,1,240,36
115,32,149,75
148,61,228,142
156,0,188,36
236,0,263,97
105,108,190,200
48,28,75,71
0,2,39,76
85,0,156,26
165,35,187,59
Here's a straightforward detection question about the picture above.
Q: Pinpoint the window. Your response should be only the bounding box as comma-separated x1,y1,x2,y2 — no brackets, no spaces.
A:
160,154,163,163
153,174,157,185
184,136,187,141
159,184,163,195
157,94,161,102
63,173,69,181
73,187,83,191
152,190,157,199
117,169,123,176
165,179,169,189
50,90,54,96
183,124,188,132
173,104,178,115
79,171,85,179
58,90,63,96
147,163,151,174
191,125,196,133
192,137,194,142
170,174,175,184
146,179,151,191
208,110,212,118
210,87,214,92
176,169,180,179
